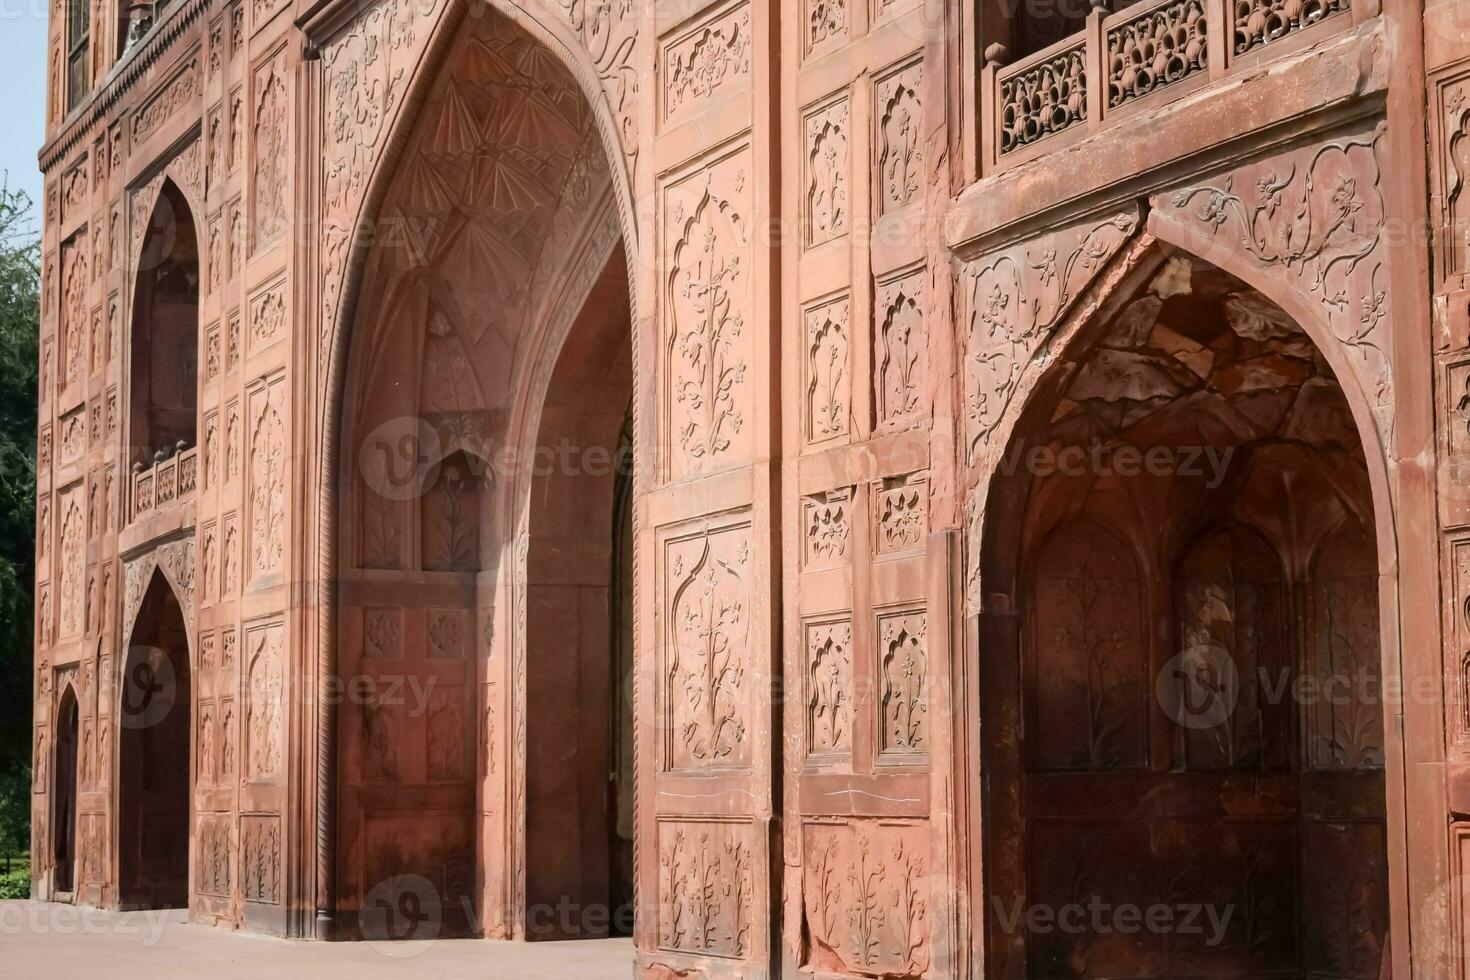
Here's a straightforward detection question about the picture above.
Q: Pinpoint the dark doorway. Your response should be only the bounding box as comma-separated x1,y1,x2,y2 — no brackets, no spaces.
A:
118,571,192,909
52,686,79,896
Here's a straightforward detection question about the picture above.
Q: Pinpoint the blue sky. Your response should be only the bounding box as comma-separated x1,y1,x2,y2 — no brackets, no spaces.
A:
0,0,51,216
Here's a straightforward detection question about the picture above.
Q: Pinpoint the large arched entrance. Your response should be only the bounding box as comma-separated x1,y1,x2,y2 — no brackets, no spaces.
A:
51,684,79,897
333,7,633,942
118,571,192,909
979,250,1391,978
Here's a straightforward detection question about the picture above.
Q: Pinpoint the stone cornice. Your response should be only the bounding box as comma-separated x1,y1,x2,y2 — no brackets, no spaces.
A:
38,0,213,174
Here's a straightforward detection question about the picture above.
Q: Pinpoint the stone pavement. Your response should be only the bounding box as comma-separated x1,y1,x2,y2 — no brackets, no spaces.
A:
0,901,634,978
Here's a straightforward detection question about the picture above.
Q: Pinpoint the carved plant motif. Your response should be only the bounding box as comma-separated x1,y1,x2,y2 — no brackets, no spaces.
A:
248,388,285,579
805,296,850,442
659,826,754,958
241,816,281,904
875,62,922,214
879,611,928,755
667,166,749,473
253,57,289,251
58,494,84,638
664,3,752,119
875,268,925,426
361,686,399,782
247,627,283,781
806,619,853,756
804,488,852,565
668,528,750,769
875,475,926,554
805,99,849,246
427,686,465,780
965,213,1139,460
807,0,846,53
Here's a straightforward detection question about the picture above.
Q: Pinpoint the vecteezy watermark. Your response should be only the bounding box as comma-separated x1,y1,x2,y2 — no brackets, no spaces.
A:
1157,645,1240,732
118,644,178,731
991,895,1235,947
361,874,443,956
996,437,1235,489
0,903,175,946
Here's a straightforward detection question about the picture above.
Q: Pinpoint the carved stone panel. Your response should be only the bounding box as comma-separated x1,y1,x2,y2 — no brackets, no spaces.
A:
805,294,851,445
873,472,926,557
656,819,756,959
240,813,281,904
874,265,925,428
251,51,289,254
803,486,854,569
245,620,283,783
661,0,752,123
877,607,927,760
874,59,922,217
662,146,753,479
802,821,931,977
804,96,850,248
661,516,753,772
246,375,286,583
805,616,853,760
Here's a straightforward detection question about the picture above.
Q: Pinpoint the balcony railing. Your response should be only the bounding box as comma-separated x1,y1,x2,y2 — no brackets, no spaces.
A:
980,0,1352,173
131,444,198,523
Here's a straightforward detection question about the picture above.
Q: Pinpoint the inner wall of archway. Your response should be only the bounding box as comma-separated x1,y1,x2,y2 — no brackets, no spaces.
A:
336,10,623,940
981,254,1389,979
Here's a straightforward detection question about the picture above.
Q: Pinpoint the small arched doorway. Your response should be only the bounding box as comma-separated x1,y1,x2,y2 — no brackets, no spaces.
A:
129,180,199,464
979,251,1390,978
118,570,192,909
523,250,634,939
51,685,79,896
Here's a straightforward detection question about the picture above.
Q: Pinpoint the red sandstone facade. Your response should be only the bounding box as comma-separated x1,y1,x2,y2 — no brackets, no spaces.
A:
28,0,1470,975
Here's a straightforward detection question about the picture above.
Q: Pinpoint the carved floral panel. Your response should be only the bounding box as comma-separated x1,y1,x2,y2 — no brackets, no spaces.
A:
657,819,756,959
874,265,926,428
246,376,286,582
874,59,922,216
802,821,931,976
877,607,927,758
805,616,853,759
662,0,752,123
803,487,854,568
245,620,284,782
805,96,849,247
662,517,752,772
873,472,927,556
663,146,753,479
804,293,851,444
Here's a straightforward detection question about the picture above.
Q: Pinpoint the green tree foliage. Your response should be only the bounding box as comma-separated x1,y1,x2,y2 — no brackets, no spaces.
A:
0,179,39,869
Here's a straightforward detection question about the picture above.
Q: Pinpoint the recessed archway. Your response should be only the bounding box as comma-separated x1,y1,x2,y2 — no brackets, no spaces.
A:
117,570,192,910
51,684,79,897
979,249,1391,978
129,179,199,465
332,7,634,942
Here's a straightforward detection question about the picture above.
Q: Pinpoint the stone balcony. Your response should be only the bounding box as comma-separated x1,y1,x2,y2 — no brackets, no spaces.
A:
129,444,198,525
981,0,1357,173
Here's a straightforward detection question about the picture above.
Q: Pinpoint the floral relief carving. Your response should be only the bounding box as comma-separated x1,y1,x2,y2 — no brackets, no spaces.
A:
803,488,852,566
241,815,281,904
226,400,241,482
246,624,283,781
803,823,931,976
1159,130,1393,443
427,685,466,780
428,608,465,659
663,2,752,120
805,98,849,247
248,384,285,580
805,295,850,442
658,822,755,959
253,54,289,252
121,537,196,633
665,522,751,771
364,607,402,658
249,281,285,349
875,267,926,427
879,609,928,755
58,492,84,639
1440,81,1470,280
132,58,201,144
61,241,87,393
875,61,922,215
965,212,1139,462
199,701,217,784
665,154,751,476
221,700,236,777
361,684,399,782
198,816,231,898
806,619,853,757
807,0,847,54
874,473,927,555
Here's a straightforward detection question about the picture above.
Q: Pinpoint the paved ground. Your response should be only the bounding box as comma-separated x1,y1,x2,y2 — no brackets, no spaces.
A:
0,901,634,978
